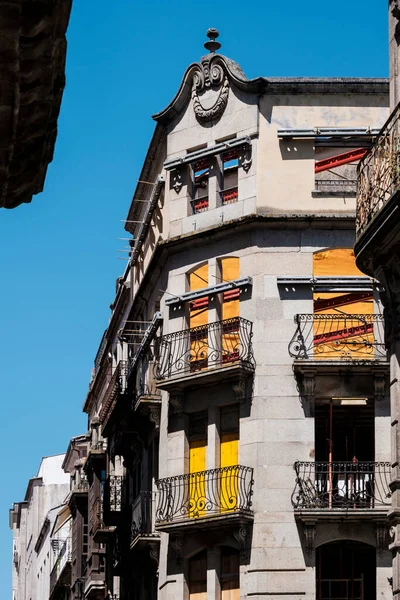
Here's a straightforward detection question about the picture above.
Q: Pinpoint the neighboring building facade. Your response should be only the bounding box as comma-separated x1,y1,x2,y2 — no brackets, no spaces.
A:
10,455,70,600
355,3,400,600
12,28,395,600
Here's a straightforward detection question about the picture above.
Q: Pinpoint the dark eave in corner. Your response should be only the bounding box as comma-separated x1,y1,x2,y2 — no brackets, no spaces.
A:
0,0,73,209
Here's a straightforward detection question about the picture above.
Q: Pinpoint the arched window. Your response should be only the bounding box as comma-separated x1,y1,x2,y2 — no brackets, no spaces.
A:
316,540,375,600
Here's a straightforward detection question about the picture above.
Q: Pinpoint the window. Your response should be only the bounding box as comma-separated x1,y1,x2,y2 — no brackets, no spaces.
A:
314,147,366,196
189,550,207,599
192,160,209,213
312,249,374,360
221,151,239,205
220,406,239,513
189,413,208,519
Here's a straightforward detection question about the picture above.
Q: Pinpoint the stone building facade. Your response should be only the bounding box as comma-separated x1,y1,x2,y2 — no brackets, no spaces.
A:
15,28,396,600
10,455,70,600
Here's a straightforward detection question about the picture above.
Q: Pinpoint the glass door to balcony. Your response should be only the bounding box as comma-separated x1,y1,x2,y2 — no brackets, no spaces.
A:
316,541,375,600
313,248,374,361
315,400,375,508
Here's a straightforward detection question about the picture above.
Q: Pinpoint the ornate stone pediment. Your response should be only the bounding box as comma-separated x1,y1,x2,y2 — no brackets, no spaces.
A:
153,28,264,127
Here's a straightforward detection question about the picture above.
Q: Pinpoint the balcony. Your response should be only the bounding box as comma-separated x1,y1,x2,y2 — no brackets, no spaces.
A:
289,314,388,400
155,465,254,532
91,497,115,543
154,317,255,391
355,102,400,275
50,537,72,596
292,461,391,521
289,314,386,362
99,361,127,433
131,491,159,549
103,476,124,525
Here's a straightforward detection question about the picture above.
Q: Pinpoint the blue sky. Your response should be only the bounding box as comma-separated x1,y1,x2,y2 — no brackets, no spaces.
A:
0,0,388,596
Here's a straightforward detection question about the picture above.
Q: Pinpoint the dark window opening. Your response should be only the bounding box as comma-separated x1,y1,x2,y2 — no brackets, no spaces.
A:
317,541,375,600
192,159,209,213
221,150,239,205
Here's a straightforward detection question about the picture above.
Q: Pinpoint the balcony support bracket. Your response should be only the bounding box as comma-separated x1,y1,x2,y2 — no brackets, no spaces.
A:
234,524,251,563
377,522,389,555
303,522,316,556
171,535,184,565
170,392,184,414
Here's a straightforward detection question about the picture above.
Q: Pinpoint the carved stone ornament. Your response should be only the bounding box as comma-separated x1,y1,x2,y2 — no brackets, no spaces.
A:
170,392,184,413
170,535,184,565
192,61,229,124
233,379,247,403
234,525,250,562
149,542,160,573
150,407,161,431
172,169,183,194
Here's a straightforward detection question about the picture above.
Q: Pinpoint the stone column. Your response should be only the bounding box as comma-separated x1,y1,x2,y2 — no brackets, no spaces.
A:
378,261,400,597
389,343,400,598
390,1,400,110
207,547,221,600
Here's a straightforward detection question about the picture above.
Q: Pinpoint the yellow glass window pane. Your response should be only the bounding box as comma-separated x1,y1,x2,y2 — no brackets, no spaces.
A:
221,257,240,281
313,249,375,359
189,439,206,518
220,432,239,513
313,248,364,277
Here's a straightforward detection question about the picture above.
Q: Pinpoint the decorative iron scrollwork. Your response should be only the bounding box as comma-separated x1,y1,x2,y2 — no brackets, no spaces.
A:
288,314,386,361
154,317,255,380
292,461,391,510
155,465,253,525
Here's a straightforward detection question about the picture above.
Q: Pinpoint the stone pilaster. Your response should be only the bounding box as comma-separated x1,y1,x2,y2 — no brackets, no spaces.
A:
377,257,400,597
390,0,400,110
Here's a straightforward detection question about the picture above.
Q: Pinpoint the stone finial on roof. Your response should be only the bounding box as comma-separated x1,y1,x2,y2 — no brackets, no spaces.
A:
204,28,221,53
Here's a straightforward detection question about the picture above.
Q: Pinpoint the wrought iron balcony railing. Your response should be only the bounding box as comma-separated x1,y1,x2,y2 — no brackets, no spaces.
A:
292,461,391,510
155,465,254,526
50,537,72,592
99,361,127,428
155,317,255,380
356,102,400,239
131,491,158,543
104,476,124,517
288,314,386,361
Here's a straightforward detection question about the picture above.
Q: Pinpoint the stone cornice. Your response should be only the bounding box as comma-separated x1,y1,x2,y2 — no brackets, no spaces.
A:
123,212,357,325
0,0,72,208
153,57,388,127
